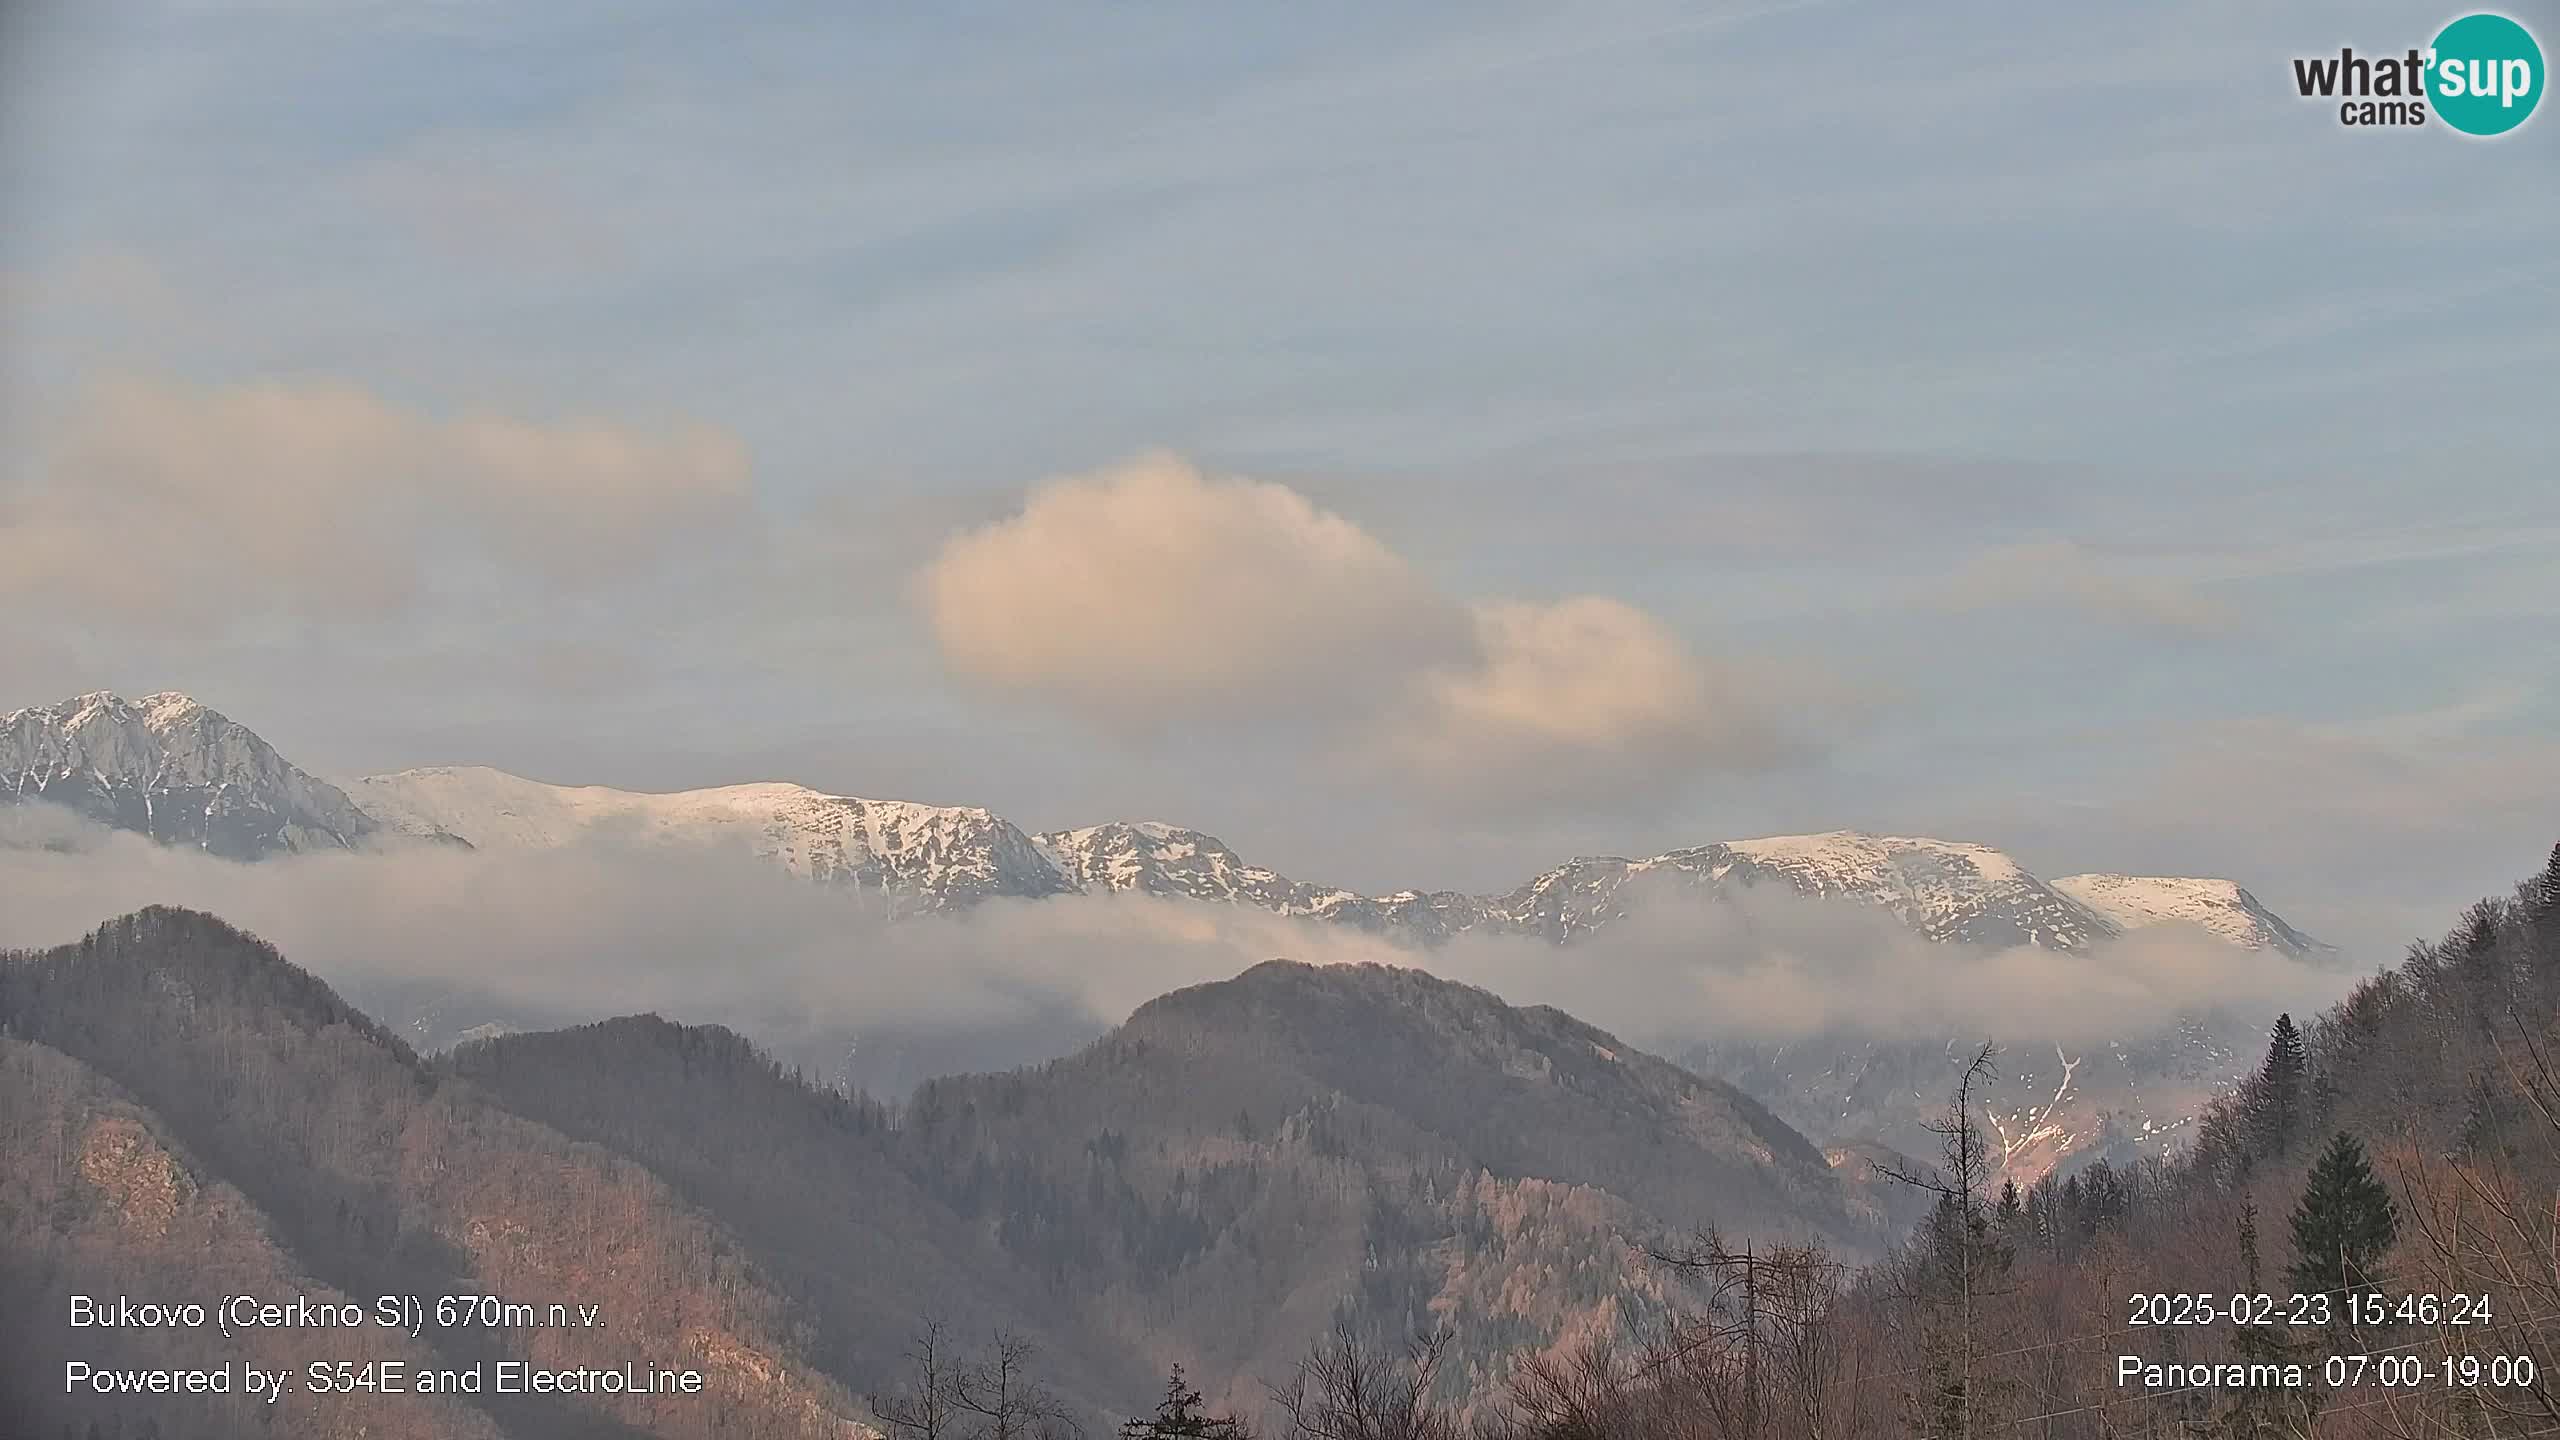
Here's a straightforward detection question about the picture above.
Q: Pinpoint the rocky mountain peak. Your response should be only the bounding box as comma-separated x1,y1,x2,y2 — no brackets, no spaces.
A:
2,690,373,858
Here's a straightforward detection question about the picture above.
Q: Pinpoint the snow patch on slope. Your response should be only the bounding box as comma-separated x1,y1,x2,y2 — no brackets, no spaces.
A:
347,766,1075,907
1477,831,2118,950
1723,831,2027,890
2051,873,2328,956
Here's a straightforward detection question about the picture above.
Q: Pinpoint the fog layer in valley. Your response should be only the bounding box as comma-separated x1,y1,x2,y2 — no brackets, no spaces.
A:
0,804,2353,1089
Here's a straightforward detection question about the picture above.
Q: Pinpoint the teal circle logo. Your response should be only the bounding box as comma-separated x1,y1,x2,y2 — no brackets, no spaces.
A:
2430,13,2544,135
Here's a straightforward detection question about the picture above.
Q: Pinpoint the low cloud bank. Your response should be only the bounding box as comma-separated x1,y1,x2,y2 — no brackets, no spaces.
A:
1437,891,2348,1051
0,807,2350,1066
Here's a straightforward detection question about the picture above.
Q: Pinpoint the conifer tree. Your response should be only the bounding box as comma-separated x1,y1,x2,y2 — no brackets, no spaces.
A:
2449,902,2513,1023
2256,1014,2308,1156
1121,1364,1245,1439
2287,1131,2397,1307
2527,841,2560,974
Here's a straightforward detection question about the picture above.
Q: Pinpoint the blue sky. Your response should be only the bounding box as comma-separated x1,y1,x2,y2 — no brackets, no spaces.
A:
3,0,2556,952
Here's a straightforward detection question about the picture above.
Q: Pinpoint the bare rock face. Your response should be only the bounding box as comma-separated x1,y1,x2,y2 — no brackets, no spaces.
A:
1,691,374,858
77,1114,198,1240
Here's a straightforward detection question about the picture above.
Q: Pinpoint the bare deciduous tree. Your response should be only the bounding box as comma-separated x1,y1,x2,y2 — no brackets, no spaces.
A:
1273,1328,1460,1440
870,1320,962,1440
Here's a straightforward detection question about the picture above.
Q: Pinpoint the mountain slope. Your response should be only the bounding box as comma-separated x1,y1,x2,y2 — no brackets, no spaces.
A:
444,1014,1154,1416
885,960,1890,1402
0,1038,511,1440
1,691,376,857
429,965,1886,1417
458,960,1901,1410
0,908,1883,1427
0,909,873,1440
2051,872,2330,956
1475,832,2115,948
350,765,1074,905
1036,820,1357,913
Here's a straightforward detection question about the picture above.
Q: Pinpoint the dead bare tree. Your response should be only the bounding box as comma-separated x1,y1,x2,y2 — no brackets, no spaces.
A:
1644,1227,1847,1440
1880,1042,2012,1440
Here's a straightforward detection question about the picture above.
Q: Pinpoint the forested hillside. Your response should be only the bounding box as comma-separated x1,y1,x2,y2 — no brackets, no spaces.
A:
434,957,1906,1415
0,1037,507,1440
0,909,1888,1436
0,909,871,1440
1443,842,2560,1440
11,843,2555,1438
441,1013,1158,1417
880,960,1894,1401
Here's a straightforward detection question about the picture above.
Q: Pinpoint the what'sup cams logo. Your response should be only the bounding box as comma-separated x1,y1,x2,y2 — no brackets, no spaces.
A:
2292,12,2544,135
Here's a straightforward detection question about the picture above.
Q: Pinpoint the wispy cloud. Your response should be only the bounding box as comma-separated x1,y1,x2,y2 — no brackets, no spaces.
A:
0,373,755,626
1941,538,2231,636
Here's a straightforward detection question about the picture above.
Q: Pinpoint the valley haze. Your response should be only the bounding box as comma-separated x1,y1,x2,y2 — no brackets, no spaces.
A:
4,688,2351,1172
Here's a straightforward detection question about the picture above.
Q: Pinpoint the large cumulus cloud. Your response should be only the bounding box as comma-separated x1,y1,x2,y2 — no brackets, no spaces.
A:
920,453,1821,815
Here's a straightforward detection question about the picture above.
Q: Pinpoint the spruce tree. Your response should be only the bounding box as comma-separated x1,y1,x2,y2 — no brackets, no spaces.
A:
2450,902,2512,1023
2527,842,2560,974
2256,1014,2308,1157
1121,1364,1245,1439
2287,1131,2397,1306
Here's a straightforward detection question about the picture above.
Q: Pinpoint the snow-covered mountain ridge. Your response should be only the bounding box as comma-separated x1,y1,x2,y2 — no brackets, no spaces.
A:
343,769,2323,955
1,691,2326,957
350,765,1074,908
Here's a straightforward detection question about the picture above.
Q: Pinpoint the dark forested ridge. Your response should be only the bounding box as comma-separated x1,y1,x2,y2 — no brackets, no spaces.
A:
877,959,1894,1401
441,1011,1159,1416
0,908,1883,1437
0,909,868,1440
9,843,2560,1439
